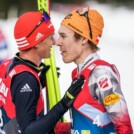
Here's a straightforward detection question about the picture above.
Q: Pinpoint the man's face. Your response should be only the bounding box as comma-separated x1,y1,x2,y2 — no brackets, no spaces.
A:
36,34,55,59
57,25,83,64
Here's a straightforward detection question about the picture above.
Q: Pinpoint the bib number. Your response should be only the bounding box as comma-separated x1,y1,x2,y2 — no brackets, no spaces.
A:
93,115,101,126
0,109,3,127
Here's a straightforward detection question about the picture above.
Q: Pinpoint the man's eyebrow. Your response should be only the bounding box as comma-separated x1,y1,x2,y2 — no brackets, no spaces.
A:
58,32,66,35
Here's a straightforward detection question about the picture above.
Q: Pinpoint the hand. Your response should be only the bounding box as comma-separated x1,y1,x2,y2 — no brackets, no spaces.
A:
60,75,85,108
55,122,71,134
39,64,61,87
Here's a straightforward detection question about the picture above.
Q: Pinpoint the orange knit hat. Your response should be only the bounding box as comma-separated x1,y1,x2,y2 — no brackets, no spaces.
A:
14,11,54,51
61,7,104,45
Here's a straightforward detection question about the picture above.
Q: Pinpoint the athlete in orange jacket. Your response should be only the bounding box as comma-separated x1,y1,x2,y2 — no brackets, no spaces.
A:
57,7,133,134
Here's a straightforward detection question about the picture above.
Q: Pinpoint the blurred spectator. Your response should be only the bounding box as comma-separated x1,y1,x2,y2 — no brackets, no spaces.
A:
0,29,8,64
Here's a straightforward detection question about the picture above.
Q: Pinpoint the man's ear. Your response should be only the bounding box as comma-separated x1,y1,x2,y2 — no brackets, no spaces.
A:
34,44,39,48
81,37,88,45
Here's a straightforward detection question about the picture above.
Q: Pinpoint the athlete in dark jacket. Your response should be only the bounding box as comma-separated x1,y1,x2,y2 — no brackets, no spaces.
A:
0,11,84,134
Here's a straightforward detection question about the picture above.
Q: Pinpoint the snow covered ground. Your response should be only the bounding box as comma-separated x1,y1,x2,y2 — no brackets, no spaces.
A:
0,2,134,129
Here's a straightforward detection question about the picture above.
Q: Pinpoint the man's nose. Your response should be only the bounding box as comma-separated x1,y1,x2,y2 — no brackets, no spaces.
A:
56,37,62,46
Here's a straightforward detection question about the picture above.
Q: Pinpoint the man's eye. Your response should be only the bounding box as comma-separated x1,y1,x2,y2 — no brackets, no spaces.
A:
61,35,66,39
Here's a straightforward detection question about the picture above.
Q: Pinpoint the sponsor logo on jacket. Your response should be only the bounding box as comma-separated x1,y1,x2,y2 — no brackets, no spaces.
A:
103,94,120,105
